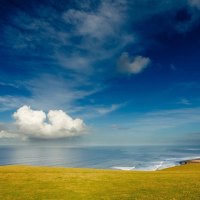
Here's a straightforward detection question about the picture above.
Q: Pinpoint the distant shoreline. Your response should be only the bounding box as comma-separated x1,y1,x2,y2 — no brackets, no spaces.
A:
180,158,200,165
0,158,200,171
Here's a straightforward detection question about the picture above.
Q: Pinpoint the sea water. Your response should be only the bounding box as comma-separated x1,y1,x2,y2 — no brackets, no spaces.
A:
0,145,199,171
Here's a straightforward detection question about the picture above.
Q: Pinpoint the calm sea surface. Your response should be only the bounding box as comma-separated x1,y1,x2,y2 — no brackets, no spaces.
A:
0,145,200,170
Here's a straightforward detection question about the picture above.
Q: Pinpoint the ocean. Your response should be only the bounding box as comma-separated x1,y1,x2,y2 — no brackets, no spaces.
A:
0,145,200,171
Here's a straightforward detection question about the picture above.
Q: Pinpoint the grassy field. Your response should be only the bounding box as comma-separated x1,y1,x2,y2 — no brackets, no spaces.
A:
0,164,200,200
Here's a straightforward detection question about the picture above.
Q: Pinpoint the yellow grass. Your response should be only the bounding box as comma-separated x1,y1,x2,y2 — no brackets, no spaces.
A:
0,164,200,200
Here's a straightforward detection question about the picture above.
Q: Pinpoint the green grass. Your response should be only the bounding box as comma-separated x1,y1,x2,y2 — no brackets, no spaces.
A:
0,164,200,200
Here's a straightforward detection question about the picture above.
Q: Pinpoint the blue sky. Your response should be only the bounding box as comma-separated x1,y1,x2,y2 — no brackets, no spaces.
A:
0,0,200,145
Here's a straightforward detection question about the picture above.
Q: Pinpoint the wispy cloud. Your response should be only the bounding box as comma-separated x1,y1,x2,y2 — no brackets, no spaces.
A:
170,64,176,71
0,74,103,113
94,103,124,115
63,1,126,39
177,98,191,105
129,107,200,133
2,0,131,75
68,102,126,119
0,0,135,115
189,0,200,9
0,81,19,89
0,96,27,112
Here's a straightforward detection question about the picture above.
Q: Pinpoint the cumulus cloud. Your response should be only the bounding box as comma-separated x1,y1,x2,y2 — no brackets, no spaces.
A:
0,105,87,139
118,52,151,74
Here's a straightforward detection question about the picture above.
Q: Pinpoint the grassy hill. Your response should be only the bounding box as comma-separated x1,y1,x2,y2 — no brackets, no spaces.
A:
0,164,200,200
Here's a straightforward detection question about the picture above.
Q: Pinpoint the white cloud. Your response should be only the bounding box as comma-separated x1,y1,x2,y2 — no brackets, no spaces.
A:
0,130,17,138
6,105,87,139
118,52,151,74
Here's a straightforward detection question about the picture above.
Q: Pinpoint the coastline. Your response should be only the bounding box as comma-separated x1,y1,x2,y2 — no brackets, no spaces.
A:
180,158,200,165
1,157,200,171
